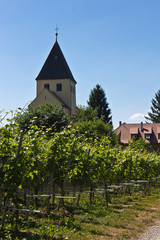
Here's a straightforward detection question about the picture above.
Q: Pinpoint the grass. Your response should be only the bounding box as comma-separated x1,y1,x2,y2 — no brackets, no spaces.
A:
1,188,160,239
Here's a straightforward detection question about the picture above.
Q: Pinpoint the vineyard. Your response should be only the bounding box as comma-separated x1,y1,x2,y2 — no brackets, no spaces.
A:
1,116,160,239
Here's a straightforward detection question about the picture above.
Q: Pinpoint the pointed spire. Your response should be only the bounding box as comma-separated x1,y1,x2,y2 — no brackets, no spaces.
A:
55,24,59,41
36,38,76,83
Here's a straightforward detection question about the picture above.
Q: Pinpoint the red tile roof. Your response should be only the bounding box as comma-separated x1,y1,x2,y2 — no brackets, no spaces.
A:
114,122,160,145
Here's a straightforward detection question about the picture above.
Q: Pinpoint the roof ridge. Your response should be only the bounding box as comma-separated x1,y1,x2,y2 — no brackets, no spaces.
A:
48,90,71,109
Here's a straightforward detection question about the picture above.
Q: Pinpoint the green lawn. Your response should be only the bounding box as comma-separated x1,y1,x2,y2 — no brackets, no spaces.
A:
1,188,160,239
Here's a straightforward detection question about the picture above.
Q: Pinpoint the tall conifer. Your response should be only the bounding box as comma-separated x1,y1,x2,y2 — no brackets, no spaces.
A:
145,89,160,123
88,84,112,124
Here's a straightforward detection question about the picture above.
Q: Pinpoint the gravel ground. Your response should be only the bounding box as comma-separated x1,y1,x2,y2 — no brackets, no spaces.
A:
137,222,160,240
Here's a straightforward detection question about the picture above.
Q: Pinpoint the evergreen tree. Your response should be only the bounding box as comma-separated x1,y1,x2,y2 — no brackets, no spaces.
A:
88,84,112,124
145,89,160,123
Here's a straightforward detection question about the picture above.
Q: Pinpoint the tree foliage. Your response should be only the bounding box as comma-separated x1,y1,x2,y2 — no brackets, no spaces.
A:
145,89,160,123
74,119,118,145
88,84,112,124
15,103,69,132
73,106,98,122
73,106,118,144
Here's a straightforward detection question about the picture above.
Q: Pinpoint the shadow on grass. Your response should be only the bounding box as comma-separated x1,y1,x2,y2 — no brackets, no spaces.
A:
80,217,101,225
90,229,112,237
0,230,64,240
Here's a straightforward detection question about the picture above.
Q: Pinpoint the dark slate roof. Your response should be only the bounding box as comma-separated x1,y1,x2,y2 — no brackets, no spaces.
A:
36,40,76,83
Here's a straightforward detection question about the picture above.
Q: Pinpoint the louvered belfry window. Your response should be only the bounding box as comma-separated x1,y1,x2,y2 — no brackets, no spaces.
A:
56,83,62,91
44,83,50,90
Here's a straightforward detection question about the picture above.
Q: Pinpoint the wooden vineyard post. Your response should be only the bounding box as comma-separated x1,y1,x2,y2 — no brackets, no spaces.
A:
104,152,109,208
104,183,109,208
15,130,24,229
52,181,56,206
87,149,95,204
47,149,57,211
47,173,53,212
14,196,19,231
1,131,24,230
1,198,9,230
76,187,82,207
34,190,38,210
58,142,75,209
16,131,24,158
128,157,132,195
77,149,90,207
25,177,31,223
52,158,56,206
72,183,76,204
63,142,75,191
90,186,94,204
26,163,34,222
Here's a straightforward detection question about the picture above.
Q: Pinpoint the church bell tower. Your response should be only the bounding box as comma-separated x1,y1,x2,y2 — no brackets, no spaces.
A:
30,28,76,117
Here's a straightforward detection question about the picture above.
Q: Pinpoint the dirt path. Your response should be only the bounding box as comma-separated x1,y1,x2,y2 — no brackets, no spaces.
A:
137,222,160,240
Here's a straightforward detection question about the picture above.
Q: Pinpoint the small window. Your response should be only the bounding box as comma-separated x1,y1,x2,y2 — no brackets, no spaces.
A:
44,83,50,90
145,134,151,140
56,83,62,91
158,133,160,139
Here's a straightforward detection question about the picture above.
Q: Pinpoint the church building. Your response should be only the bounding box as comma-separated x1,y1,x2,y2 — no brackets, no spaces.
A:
30,31,76,117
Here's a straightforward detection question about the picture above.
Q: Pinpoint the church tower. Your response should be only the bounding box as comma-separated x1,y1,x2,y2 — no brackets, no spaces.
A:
30,31,76,117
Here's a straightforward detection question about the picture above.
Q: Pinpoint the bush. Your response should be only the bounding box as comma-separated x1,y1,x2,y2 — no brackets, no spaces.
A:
15,103,69,133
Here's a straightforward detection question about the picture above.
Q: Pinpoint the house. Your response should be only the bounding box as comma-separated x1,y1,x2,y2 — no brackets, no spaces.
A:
30,32,76,117
114,122,160,149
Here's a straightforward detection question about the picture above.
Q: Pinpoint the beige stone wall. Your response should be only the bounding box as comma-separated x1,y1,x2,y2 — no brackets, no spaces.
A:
70,80,76,115
31,88,63,108
36,78,76,115
30,88,71,117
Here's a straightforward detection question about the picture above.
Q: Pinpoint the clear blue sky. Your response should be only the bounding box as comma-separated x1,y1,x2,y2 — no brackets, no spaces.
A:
1,0,160,128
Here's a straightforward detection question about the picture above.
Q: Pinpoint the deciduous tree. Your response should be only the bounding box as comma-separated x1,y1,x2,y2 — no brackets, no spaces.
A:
16,103,69,132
